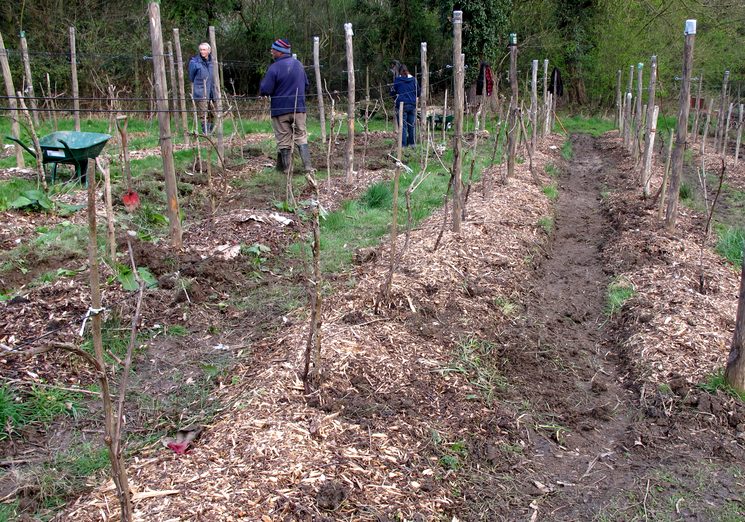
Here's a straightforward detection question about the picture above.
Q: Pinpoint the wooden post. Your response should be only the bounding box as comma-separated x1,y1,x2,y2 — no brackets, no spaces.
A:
148,2,182,248
543,59,549,135
385,105,405,297
692,74,703,144
19,31,38,125
624,92,633,150
420,42,428,143
723,102,733,156
0,33,24,167
641,56,657,185
530,60,538,153
715,70,730,152
701,97,714,155
173,29,190,144
313,36,326,145
442,88,448,144
634,62,644,159
70,27,80,131
166,41,180,138
735,104,743,166
344,23,355,183
665,20,696,231
615,69,622,130
642,106,659,197
507,32,518,179
657,131,674,220
208,27,224,160
452,11,464,232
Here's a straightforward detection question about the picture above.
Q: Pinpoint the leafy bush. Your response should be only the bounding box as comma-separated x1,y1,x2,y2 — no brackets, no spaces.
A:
9,189,53,212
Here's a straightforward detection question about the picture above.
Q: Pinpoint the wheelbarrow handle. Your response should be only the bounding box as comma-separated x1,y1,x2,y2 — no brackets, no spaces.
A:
4,136,36,158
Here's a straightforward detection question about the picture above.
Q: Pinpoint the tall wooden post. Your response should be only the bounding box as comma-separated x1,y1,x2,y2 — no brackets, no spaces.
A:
452,11,464,232
70,27,80,131
531,59,538,153
313,36,326,145
624,92,633,149
507,33,518,179
148,2,182,248
665,20,696,231
615,70,622,130
173,29,189,144
641,56,657,186
735,104,743,166
344,23,355,183
19,31,38,125
166,41,180,138
0,33,24,167
623,65,634,137
715,70,730,153
642,106,659,197
208,27,224,160
634,62,644,158
692,74,703,144
420,42,428,142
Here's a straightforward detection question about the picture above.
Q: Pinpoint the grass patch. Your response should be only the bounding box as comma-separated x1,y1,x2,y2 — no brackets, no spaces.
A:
558,115,615,137
606,277,635,317
545,163,559,178
537,216,554,234
561,139,573,160
542,183,559,201
0,385,84,440
699,369,745,402
440,337,507,405
715,225,744,265
679,181,693,201
494,296,519,316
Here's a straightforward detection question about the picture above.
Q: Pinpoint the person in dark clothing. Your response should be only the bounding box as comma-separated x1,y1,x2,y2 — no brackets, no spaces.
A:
188,42,216,133
259,38,312,173
390,64,420,147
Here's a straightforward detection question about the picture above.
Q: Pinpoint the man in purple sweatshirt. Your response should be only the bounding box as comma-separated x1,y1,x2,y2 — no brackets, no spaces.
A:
260,38,313,173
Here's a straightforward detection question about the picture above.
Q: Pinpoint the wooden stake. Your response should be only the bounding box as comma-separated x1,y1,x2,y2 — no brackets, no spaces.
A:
616,69,622,130
148,2,182,248
173,29,190,145
543,59,549,135
313,36,327,145
735,104,743,166
665,20,696,230
624,92,633,149
531,59,538,154
208,27,224,160
166,41,180,139
344,23,355,182
641,56,657,187
420,42,429,143
701,98,714,155
634,62,644,159
692,74,703,143
442,88,448,144
16,93,44,190
385,105,404,297
0,33,24,167
507,32,518,179
19,31,38,125
302,172,323,394
715,70,730,153
452,11,464,232
97,159,117,261
70,27,80,131
657,130,674,220
723,102,733,156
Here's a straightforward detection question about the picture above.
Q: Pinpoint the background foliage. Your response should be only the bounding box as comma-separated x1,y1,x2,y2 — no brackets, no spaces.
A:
0,0,744,106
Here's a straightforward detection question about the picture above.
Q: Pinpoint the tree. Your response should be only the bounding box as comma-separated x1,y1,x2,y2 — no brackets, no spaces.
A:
725,246,745,393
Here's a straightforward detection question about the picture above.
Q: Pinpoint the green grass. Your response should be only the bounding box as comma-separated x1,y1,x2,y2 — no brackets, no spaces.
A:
558,115,615,137
679,181,693,201
542,183,559,201
0,385,84,440
561,138,573,160
537,216,554,234
606,277,635,316
545,163,559,178
440,337,508,405
699,369,745,402
715,225,744,266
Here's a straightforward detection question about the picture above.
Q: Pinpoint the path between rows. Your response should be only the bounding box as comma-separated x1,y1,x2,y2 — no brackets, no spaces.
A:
477,134,742,521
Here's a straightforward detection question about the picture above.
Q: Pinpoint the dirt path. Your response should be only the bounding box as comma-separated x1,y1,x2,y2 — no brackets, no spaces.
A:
472,134,744,521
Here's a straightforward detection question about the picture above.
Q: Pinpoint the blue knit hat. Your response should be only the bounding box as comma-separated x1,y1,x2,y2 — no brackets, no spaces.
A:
271,39,291,54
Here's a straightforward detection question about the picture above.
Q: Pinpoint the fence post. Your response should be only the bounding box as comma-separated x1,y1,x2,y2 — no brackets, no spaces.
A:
735,104,743,166
507,32,518,179
692,73,703,144
173,29,190,144
313,36,326,145
531,59,538,153
615,69,622,130
19,31,39,125
148,2,182,248
344,23,355,183
208,27,224,160
715,70,729,152
641,56,657,187
665,20,696,231
70,27,80,131
452,11,464,232
0,33,24,167
166,41,180,138
634,62,644,159
420,42,428,142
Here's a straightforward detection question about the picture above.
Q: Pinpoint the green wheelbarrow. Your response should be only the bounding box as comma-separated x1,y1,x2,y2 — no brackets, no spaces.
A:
5,131,112,185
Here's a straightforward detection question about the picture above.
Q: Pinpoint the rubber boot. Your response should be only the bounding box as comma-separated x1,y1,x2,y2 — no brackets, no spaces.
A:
276,151,285,172
280,148,292,173
298,144,313,172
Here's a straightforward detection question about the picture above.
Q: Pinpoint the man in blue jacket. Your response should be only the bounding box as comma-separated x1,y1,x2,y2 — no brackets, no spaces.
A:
188,42,215,134
260,38,312,173
390,64,420,147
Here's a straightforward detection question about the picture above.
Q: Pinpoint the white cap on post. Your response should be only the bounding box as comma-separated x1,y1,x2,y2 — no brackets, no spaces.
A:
453,10,463,24
685,19,697,35
421,42,427,52
344,23,353,36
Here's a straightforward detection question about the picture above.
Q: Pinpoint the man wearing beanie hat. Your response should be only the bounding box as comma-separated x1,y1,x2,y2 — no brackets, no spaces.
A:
260,38,313,173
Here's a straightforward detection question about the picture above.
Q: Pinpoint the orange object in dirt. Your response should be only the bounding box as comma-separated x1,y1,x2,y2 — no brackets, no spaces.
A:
122,190,140,212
